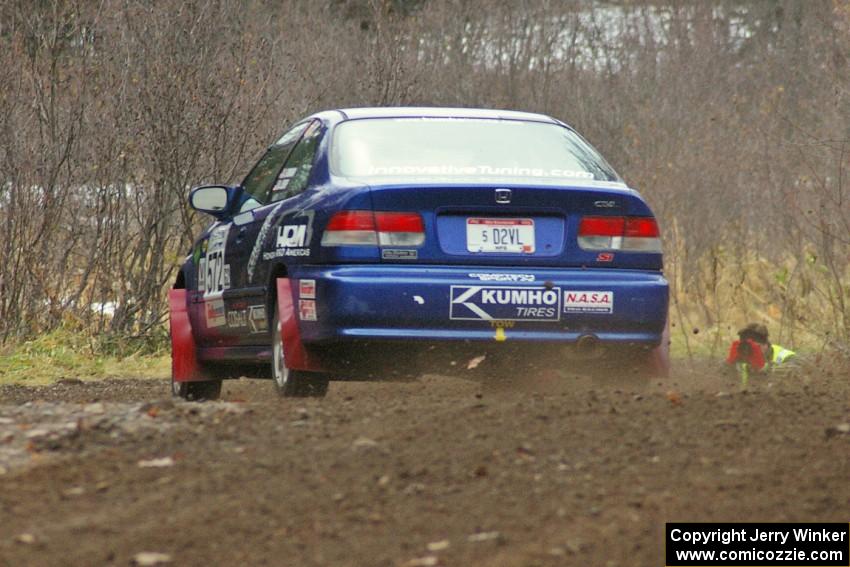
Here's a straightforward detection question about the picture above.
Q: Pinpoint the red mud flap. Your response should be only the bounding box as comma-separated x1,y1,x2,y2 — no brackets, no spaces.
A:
168,289,210,382
276,278,325,372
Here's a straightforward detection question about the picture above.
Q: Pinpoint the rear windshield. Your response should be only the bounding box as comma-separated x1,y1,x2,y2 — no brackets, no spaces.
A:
330,117,620,184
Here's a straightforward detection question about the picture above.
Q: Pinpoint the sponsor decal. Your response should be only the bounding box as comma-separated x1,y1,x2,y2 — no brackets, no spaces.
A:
248,305,268,333
366,164,595,179
563,291,614,314
208,224,228,250
299,299,317,321
262,248,310,259
271,168,298,194
259,213,315,262
226,309,247,328
205,298,226,328
468,273,535,283
276,224,307,248
450,285,561,321
299,279,316,299
233,211,254,226
596,252,614,262
382,249,418,260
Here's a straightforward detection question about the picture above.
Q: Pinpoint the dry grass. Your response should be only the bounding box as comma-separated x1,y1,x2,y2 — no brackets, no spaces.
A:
669,246,849,363
0,327,169,386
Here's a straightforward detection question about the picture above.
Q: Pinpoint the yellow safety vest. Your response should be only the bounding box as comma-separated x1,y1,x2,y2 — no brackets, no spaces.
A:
769,344,796,366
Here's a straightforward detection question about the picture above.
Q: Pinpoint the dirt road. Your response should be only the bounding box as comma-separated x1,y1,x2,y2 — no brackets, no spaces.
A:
1,361,849,566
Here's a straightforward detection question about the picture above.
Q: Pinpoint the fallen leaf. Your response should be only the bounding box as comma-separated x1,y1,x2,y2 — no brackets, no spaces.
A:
352,437,378,449
138,457,175,468
468,531,500,542
132,552,172,565
404,557,438,567
666,390,682,406
14,534,36,545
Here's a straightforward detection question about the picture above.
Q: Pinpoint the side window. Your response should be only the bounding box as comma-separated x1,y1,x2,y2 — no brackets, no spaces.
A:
240,122,309,206
269,120,323,203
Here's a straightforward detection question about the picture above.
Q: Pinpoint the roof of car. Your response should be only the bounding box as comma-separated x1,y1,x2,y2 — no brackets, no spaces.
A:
335,107,559,123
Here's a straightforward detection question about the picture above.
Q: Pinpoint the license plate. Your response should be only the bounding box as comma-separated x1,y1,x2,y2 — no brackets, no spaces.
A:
466,218,535,254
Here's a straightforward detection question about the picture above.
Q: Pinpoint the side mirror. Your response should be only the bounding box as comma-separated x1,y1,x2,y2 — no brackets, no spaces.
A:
189,185,230,217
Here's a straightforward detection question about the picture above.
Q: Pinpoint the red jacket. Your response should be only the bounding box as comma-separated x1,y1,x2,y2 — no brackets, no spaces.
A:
725,339,766,371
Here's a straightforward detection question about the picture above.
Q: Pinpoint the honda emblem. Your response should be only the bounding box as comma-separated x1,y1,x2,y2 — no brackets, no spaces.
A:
495,188,512,204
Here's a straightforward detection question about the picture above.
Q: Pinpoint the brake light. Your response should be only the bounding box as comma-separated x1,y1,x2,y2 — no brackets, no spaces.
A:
322,211,377,246
376,212,425,246
322,211,425,247
578,216,661,252
624,217,659,238
578,216,625,236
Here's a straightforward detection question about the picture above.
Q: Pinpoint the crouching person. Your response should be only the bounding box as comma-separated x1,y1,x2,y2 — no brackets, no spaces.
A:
725,323,797,387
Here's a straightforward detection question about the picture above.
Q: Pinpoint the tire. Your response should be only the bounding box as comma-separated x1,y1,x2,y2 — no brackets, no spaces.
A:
272,305,329,398
171,374,222,401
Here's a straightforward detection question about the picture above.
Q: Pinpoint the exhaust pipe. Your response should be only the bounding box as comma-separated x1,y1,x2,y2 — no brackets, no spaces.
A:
575,334,602,359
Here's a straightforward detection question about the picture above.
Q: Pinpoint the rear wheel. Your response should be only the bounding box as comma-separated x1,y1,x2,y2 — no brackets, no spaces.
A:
272,306,329,398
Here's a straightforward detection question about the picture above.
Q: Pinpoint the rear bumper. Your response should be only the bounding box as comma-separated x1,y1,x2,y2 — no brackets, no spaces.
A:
290,265,668,346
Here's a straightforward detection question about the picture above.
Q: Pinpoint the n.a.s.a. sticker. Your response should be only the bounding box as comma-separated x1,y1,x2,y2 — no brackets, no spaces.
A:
563,291,613,314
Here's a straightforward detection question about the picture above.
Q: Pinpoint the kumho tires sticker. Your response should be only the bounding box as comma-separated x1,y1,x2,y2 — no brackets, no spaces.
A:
449,285,561,321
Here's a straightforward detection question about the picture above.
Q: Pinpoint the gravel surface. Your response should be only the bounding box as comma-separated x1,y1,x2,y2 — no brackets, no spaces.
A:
1,363,849,566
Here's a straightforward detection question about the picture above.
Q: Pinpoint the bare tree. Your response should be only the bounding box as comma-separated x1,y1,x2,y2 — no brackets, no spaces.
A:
0,0,847,355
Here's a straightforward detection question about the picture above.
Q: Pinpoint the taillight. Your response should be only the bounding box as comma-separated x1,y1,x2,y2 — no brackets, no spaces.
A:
322,211,378,246
322,211,425,247
375,212,425,246
578,216,661,253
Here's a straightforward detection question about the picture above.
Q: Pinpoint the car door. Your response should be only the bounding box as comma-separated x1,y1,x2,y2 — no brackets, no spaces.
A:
217,121,318,345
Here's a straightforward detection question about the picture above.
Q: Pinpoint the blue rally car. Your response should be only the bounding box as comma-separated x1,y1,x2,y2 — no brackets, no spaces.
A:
169,107,669,399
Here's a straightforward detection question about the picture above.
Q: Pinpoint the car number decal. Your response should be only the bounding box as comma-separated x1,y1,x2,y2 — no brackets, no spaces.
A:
202,224,230,299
